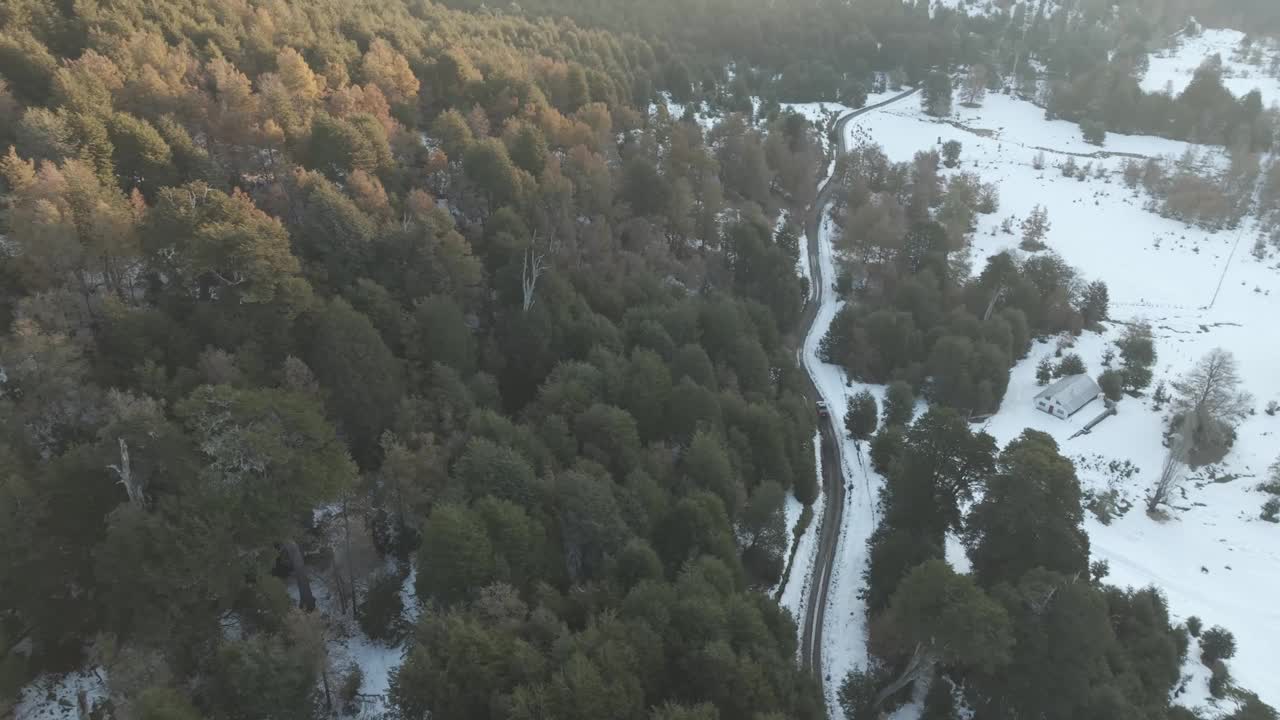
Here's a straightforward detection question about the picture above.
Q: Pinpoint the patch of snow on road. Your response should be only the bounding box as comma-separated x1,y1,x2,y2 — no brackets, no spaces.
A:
843,90,1280,710
1142,28,1280,106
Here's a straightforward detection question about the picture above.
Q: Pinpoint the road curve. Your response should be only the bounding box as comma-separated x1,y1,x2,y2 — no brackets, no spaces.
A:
796,88,918,683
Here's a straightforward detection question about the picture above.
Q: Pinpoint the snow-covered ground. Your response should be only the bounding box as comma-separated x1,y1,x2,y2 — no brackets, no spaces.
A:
839,89,1280,710
14,669,107,720
284,563,418,717
656,93,727,133
930,0,1002,17
1143,27,1280,105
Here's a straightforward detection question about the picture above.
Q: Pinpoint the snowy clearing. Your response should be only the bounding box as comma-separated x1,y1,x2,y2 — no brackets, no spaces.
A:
841,89,1280,710
283,562,419,717
1143,27,1280,106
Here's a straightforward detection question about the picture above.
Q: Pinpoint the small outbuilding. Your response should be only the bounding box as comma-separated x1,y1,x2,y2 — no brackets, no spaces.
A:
1034,374,1101,420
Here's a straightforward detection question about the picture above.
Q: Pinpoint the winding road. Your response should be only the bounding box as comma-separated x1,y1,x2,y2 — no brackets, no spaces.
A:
795,87,918,683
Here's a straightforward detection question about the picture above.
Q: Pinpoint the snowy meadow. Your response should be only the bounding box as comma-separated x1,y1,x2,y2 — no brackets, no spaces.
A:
825,87,1280,714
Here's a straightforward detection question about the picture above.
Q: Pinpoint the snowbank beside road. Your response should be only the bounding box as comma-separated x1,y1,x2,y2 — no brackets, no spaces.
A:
802,211,890,716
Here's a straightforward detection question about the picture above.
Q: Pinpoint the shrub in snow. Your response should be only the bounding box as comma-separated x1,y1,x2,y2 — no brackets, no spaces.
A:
1081,119,1106,146
341,662,364,713
1122,160,1142,188
1035,357,1053,386
1261,498,1280,523
1152,380,1170,409
1020,205,1050,250
942,140,962,168
1231,697,1280,720
1118,323,1156,393
1266,399,1278,416
1260,460,1280,495
1173,625,1191,662
1200,626,1237,666
1209,660,1230,699
1098,369,1124,402
1055,353,1086,377
977,184,998,214
357,570,406,642
1087,488,1125,525
1186,615,1202,637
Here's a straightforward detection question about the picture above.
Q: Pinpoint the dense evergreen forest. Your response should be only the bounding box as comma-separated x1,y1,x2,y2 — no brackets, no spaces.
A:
0,0,1277,719
0,0,828,717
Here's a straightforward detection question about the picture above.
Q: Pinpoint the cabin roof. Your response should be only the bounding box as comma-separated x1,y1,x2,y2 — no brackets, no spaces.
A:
1034,373,1101,413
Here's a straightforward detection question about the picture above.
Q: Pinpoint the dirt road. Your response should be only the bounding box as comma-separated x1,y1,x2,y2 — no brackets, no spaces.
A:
796,88,918,680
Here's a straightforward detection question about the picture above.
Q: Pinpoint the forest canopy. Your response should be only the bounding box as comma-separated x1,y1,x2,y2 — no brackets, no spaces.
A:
1,0,1276,718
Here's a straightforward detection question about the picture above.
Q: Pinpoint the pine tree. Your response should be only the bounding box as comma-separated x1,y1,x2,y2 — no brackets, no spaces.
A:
1079,280,1109,326
961,65,988,107
1036,356,1054,386
1118,322,1157,392
965,430,1089,587
1019,205,1051,250
871,560,1013,706
845,390,879,441
882,381,916,427
922,71,953,117
1055,353,1086,377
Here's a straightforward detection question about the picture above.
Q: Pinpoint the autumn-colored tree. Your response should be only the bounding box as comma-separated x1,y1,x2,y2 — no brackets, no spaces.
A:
362,38,420,107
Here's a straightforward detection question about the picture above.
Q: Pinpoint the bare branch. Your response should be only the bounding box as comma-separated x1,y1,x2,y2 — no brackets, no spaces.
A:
522,232,549,313
1148,413,1195,513
108,437,145,508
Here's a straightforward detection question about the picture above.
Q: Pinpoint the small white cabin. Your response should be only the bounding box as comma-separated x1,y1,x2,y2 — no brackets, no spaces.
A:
1034,374,1101,420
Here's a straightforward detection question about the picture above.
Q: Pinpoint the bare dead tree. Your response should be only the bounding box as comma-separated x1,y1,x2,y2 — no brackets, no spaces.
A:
1149,412,1195,514
522,232,558,312
109,438,145,507
1172,348,1253,425
873,643,934,708
961,65,989,107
